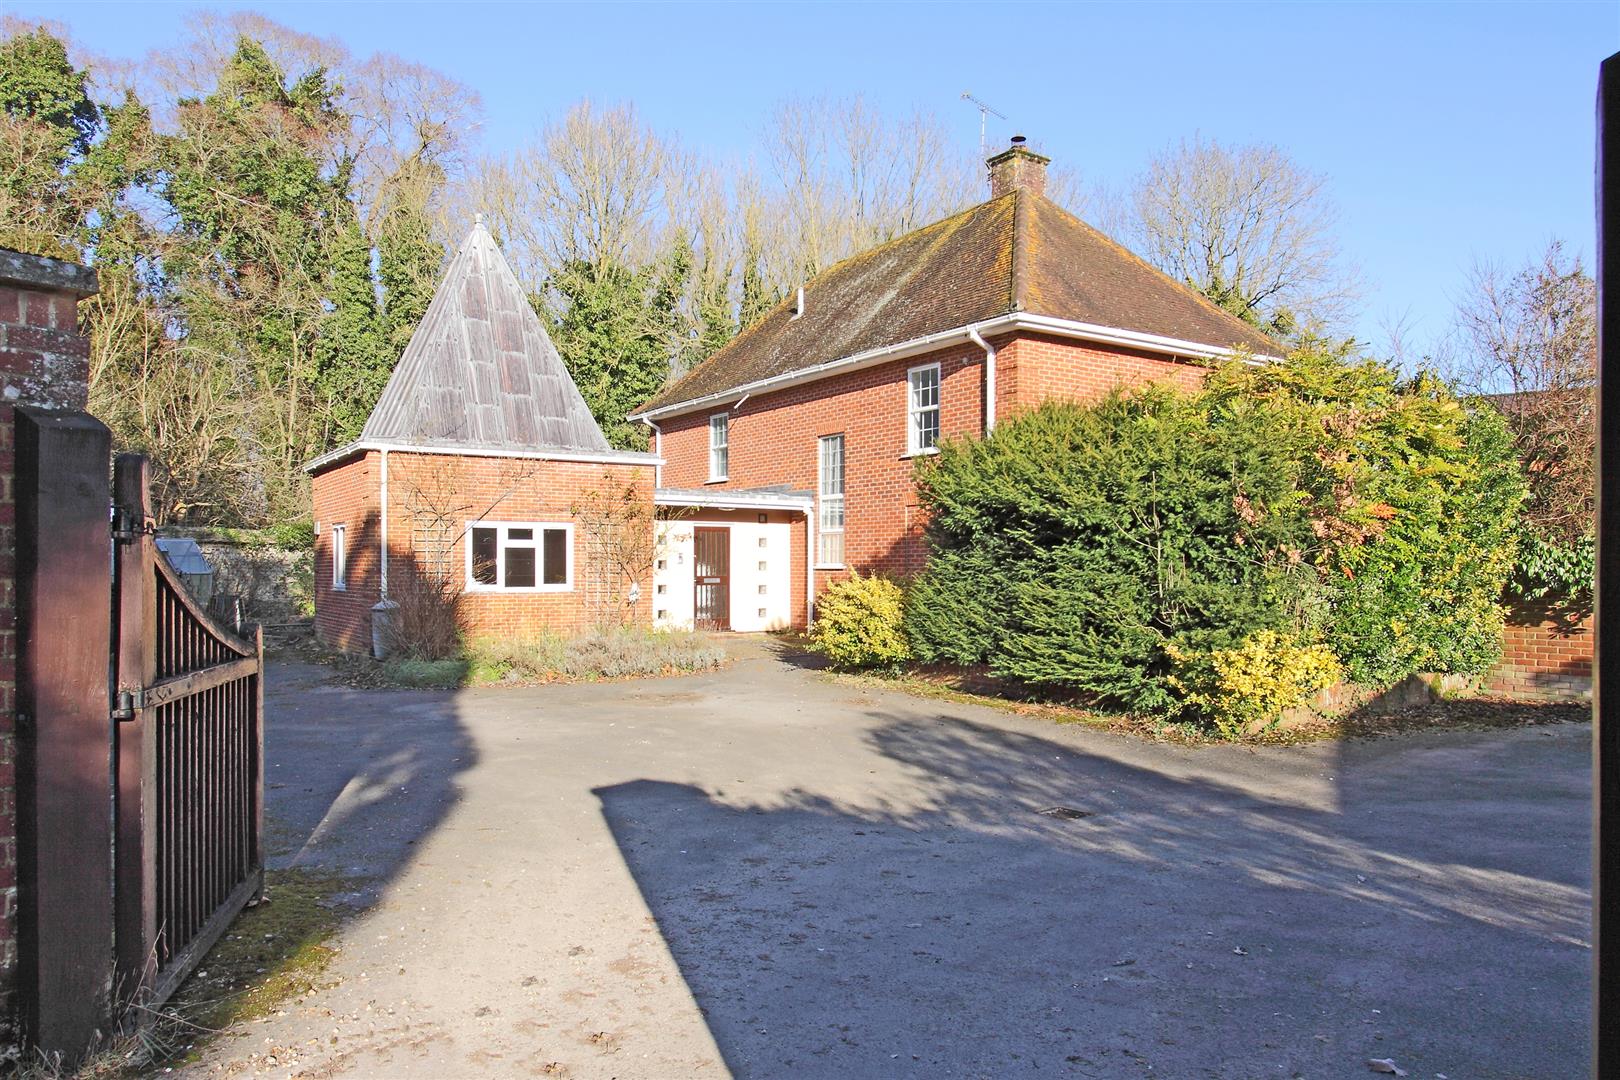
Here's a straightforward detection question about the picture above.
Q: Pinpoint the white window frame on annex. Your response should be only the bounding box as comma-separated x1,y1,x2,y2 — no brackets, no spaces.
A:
907,362,941,456
330,523,348,591
464,520,575,592
708,413,730,481
817,433,846,569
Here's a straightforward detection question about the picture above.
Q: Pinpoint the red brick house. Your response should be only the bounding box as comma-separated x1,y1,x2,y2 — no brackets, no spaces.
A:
633,142,1280,631
307,219,659,655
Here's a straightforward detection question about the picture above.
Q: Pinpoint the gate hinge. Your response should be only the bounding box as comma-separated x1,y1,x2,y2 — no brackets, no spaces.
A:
112,687,146,722
112,506,156,543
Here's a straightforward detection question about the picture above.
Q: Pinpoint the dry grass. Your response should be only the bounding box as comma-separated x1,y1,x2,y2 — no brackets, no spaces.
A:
8,869,347,1079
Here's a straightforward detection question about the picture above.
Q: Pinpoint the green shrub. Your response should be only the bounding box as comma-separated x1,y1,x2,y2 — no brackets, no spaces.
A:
810,571,912,670
1511,529,1594,603
909,388,1321,714
906,347,1526,717
1168,630,1341,737
1206,355,1526,686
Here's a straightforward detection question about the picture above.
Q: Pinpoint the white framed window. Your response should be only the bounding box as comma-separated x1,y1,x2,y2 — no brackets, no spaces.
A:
330,523,347,591
907,362,941,455
818,433,845,567
709,413,729,480
466,521,573,591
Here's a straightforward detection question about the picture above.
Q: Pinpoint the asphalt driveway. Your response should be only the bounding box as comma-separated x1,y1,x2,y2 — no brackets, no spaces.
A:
185,642,1591,1079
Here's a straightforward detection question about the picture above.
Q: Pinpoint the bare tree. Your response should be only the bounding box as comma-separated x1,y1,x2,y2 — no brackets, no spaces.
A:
470,100,673,293
1455,239,1596,541
1125,135,1356,334
762,96,977,279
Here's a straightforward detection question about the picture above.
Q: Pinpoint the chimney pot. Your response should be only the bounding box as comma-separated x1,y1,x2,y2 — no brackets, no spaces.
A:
986,139,1050,200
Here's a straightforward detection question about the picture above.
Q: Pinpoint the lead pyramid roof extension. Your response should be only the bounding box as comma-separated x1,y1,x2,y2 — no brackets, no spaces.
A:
310,219,651,471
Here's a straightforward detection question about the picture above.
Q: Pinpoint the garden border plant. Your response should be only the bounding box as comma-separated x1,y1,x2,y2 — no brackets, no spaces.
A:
809,346,1527,738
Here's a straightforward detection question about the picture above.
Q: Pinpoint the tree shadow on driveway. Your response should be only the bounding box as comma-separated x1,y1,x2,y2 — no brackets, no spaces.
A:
595,711,1589,1080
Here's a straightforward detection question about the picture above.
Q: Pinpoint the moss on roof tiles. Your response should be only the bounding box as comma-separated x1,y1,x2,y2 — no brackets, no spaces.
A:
638,189,1275,416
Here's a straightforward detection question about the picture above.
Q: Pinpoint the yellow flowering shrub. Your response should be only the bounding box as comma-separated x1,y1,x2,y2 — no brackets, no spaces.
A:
809,571,912,670
1168,631,1342,738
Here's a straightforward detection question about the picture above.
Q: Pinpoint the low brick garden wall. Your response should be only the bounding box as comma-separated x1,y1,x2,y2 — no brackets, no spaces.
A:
1486,598,1592,701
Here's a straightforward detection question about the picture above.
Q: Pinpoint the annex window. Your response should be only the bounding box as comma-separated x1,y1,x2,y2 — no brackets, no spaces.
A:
330,524,347,591
709,413,729,480
467,522,572,590
908,363,941,455
818,434,845,567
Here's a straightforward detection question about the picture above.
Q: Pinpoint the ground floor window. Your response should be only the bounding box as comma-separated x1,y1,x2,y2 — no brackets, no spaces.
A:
330,523,347,590
818,434,845,567
468,522,572,590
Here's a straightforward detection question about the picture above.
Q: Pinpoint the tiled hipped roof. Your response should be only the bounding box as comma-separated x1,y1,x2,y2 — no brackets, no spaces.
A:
636,188,1279,415
361,219,614,455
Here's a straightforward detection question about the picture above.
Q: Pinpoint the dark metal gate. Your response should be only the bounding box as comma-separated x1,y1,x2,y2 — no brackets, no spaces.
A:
693,526,730,631
112,455,264,1005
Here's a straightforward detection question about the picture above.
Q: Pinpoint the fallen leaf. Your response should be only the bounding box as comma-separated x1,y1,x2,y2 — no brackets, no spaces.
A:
1366,1059,1408,1076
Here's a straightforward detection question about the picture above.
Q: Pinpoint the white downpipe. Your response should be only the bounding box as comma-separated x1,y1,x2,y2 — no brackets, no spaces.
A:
968,326,997,433
379,448,390,600
642,417,663,486
805,510,816,628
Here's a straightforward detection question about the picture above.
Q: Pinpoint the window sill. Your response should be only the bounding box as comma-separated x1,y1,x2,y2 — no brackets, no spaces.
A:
331,584,347,592
463,584,575,594
705,476,729,484
814,564,847,571
901,447,940,460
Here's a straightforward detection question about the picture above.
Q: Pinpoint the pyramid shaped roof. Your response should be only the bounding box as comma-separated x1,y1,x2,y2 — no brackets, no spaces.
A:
359,219,614,455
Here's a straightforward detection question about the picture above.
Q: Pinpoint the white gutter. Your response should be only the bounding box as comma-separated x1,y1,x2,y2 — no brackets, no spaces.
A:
641,417,663,486
629,312,1275,423
654,488,813,512
806,512,816,628
967,326,997,433
305,439,662,475
379,449,390,600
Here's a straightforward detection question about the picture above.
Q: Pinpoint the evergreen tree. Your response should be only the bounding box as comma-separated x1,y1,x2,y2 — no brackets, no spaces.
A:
377,166,445,356
548,259,667,451
695,265,735,363
0,26,100,253
738,241,773,329
316,198,388,446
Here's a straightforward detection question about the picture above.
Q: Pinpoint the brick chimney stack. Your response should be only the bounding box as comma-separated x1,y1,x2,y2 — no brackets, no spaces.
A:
987,136,1050,199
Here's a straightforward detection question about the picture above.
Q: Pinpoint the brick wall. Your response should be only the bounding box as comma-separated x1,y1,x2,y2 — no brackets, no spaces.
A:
0,249,96,1052
1486,600,1593,700
658,331,1209,604
312,450,656,653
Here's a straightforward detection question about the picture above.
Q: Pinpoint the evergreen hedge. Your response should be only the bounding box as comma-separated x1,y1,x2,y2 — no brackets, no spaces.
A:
906,349,1525,722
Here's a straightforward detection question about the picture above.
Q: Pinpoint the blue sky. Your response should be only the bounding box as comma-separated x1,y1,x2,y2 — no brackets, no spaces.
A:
8,0,1616,349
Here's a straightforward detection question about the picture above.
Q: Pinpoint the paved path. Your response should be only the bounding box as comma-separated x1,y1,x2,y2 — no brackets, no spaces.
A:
185,643,1591,1079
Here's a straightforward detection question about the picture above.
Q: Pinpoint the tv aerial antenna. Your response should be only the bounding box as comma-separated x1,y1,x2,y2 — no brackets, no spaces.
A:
961,91,1008,158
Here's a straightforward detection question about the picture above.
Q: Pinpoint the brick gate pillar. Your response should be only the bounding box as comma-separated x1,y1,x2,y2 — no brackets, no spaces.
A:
0,248,100,1058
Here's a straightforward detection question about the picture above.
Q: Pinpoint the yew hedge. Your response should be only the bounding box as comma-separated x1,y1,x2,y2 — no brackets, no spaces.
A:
904,349,1526,725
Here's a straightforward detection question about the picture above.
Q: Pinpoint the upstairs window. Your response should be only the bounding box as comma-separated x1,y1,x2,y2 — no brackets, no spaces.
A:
818,434,845,567
468,522,571,590
709,413,729,480
330,523,347,591
908,363,941,455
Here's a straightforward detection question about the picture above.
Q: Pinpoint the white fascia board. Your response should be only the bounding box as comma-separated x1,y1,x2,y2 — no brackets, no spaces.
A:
629,313,1277,422
655,488,814,512
305,439,662,474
